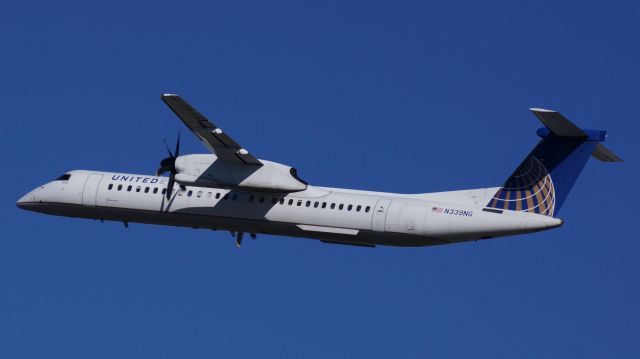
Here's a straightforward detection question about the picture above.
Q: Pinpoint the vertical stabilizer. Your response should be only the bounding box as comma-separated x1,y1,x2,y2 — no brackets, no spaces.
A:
485,109,621,217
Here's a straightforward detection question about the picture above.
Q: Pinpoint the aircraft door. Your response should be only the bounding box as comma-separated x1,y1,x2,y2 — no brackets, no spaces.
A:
82,174,103,206
399,205,427,234
371,199,392,232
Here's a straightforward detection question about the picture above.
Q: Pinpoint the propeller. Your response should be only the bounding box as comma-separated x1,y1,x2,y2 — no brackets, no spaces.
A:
156,133,181,199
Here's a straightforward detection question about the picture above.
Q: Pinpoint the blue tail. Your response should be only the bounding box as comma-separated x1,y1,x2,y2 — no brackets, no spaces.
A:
486,108,622,217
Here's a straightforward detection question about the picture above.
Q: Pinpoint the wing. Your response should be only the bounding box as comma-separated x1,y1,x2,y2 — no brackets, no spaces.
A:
161,94,263,166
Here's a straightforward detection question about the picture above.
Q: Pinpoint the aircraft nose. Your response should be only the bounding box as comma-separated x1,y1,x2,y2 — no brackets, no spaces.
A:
16,190,37,210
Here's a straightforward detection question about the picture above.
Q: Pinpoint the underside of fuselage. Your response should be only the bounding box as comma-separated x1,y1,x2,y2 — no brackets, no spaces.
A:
17,201,456,247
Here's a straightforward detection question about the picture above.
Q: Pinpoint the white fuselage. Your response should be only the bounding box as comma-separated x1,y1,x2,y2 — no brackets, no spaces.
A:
17,170,562,247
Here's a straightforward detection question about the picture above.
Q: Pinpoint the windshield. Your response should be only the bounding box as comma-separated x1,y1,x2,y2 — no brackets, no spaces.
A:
54,174,71,181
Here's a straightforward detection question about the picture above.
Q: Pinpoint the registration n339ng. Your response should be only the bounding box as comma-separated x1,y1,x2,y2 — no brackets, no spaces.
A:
17,95,622,247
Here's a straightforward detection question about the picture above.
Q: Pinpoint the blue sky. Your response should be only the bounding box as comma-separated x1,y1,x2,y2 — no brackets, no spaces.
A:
1,1,638,357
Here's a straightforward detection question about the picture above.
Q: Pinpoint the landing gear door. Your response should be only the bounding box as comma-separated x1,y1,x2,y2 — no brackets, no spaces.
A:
371,199,392,232
82,174,103,206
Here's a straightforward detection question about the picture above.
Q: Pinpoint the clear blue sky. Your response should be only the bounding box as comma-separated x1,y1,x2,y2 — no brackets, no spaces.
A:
1,1,638,357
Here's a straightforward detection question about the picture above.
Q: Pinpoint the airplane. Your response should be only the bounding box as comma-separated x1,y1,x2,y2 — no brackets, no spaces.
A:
17,94,622,248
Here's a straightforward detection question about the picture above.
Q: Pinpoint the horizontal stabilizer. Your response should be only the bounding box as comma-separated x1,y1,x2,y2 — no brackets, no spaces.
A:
592,143,623,162
529,108,587,137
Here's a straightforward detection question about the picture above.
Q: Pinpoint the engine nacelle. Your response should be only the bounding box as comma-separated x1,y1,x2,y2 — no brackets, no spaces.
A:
173,154,307,192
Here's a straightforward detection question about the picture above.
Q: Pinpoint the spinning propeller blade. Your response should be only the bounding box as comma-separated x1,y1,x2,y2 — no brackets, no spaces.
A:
157,133,181,199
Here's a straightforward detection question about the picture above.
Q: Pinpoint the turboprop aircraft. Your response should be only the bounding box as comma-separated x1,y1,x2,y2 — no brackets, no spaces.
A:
17,94,622,247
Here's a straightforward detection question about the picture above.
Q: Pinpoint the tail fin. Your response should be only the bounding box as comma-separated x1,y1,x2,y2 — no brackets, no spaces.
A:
486,108,622,217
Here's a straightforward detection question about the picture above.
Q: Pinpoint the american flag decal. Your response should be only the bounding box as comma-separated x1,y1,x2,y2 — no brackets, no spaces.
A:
432,206,443,213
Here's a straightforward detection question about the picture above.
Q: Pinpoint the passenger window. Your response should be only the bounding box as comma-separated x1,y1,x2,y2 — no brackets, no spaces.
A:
330,203,336,209
249,195,254,202
271,197,278,204
215,193,220,199
297,200,302,207
347,204,352,211
339,204,344,210
178,190,183,196
223,194,229,200
314,201,319,208
162,188,167,195
279,198,285,205
356,205,362,212
259,196,265,203
135,186,141,193
365,206,371,213
117,184,123,191
321,202,327,208
127,185,132,192
108,184,113,190
288,199,294,205
197,191,202,198
305,201,311,207
187,190,193,197
153,188,158,194
206,192,212,198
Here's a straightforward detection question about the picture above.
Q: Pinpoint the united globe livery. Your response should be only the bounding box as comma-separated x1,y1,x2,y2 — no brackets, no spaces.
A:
17,95,622,247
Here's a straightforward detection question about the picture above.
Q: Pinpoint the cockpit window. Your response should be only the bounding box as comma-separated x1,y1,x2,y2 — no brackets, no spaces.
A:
54,174,71,181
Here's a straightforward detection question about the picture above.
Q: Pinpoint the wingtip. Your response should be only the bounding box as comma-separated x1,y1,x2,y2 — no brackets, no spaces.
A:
161,93,179,98
530,107,556,113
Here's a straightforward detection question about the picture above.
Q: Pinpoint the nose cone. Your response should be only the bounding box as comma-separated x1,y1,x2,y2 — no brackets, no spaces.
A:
16,190,37,210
